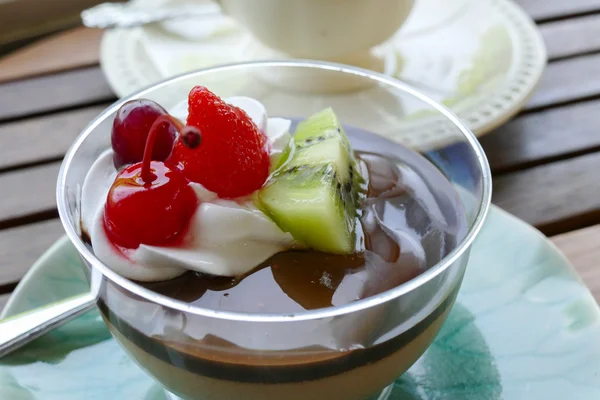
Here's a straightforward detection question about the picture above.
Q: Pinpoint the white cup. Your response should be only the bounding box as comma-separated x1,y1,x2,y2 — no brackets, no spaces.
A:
219,0,415,68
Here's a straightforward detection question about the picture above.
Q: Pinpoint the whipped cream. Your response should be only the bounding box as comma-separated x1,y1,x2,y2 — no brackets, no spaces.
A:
81,97,295,282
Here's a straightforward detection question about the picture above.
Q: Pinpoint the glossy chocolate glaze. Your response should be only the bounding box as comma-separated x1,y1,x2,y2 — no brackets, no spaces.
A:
138,151,434,314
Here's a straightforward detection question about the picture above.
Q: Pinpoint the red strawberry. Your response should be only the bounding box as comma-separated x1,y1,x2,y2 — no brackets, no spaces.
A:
167,86,270,198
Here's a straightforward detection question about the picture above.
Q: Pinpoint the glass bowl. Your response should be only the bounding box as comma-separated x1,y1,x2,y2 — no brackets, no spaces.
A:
57,61,491,400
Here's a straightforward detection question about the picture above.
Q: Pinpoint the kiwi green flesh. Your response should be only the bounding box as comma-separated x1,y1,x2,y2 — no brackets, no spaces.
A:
292,106,364,199
257,108,365,254
294,107,352,147
289,138,352,181
258,164,355,254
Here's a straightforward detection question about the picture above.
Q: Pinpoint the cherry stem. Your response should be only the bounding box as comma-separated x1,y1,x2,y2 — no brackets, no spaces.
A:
141,114,185,184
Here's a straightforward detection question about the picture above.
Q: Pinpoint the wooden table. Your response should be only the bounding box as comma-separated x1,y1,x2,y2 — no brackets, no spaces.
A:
1,0,600,313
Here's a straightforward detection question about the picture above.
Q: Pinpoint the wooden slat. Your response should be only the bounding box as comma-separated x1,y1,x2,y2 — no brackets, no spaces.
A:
0,162,61,228
0,27,103,83
493,152,600,236
474,16,600,172
0,66,115,121
0,219,64,291
526,53,600,111
0,105,107,170
540,14,600,60
0,0,104,48
551,225,600,304
517,0,600,21
0,293,10,314
482,99,600,173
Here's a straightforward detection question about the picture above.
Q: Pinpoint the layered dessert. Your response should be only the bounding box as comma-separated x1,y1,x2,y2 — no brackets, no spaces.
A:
81,86,466,399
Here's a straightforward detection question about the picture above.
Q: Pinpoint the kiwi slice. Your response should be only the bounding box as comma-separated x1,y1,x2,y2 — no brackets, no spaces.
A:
258,108,364,254
290,108,354,179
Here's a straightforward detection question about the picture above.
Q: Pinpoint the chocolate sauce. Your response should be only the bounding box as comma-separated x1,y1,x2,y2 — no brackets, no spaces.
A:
137,148,461,313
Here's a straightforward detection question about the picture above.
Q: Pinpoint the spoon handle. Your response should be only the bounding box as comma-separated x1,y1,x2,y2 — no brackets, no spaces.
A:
0,293,96,359
81,2,221,29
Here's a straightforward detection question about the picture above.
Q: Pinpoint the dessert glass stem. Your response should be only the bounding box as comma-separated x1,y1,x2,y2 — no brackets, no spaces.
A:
0,293,96,358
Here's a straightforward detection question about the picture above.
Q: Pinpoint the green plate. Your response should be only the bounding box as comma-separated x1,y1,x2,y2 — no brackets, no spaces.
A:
2,205,600,399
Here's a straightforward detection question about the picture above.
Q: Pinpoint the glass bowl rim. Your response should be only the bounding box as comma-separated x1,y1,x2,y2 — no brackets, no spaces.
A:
57,59,492,322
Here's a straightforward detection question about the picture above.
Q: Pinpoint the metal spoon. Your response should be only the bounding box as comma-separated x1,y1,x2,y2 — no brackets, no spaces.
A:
81,2,221,29
0,269,102,358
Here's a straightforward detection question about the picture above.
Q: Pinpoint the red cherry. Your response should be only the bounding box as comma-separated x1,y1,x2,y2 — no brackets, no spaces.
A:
104,161,197,249
111,99,177,169
167,86,270,199
104,115,200,249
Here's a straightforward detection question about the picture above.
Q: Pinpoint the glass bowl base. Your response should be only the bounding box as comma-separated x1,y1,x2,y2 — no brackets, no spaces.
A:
164,384,394,400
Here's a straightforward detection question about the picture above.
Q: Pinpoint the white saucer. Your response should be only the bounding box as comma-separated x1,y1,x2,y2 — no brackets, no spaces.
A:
101,0,546,140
